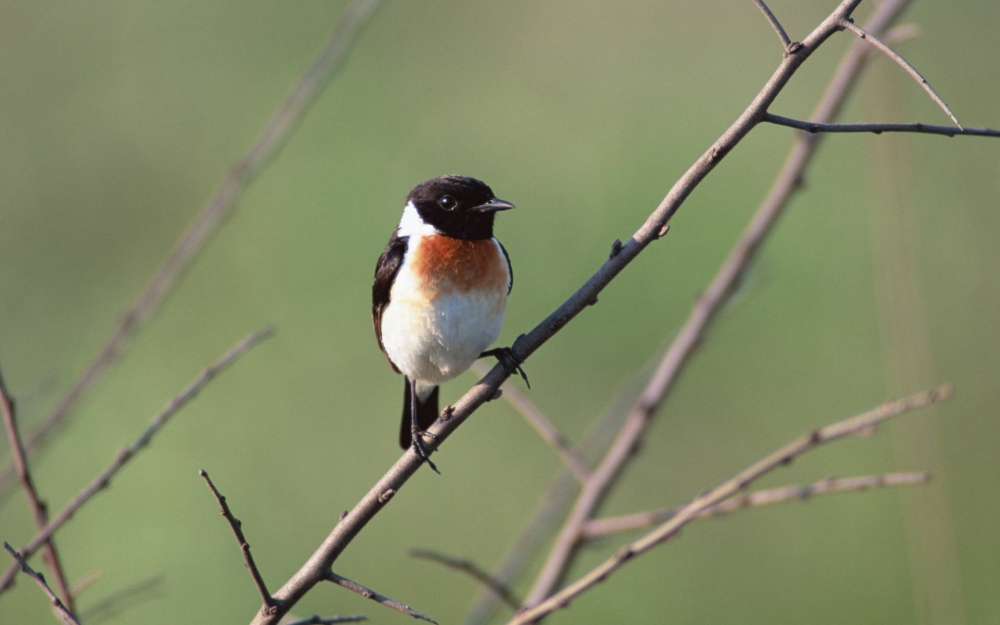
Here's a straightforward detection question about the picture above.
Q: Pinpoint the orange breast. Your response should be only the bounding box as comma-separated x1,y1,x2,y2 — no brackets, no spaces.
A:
412,236,507,298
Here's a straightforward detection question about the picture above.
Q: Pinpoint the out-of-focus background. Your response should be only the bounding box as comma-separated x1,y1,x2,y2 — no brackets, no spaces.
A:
1,1,997,623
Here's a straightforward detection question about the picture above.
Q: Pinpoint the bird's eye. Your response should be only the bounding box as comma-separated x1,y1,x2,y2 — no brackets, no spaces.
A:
438,195,457,210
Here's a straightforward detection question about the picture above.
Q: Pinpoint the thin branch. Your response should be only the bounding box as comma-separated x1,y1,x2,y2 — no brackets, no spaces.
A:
839,17,961,129
471,361,590,483
409,548,521,611
0,0,386,499
750,0,793,52
325,571,437,624
763,113,1000,137
0,328,273,594
249,2,904,623
0,363,74,608
3,542,80,625
581,472,930,540
508,386,952,624
285,616,367,625
79,574,165,625
520,0,918,607
200,469,276,613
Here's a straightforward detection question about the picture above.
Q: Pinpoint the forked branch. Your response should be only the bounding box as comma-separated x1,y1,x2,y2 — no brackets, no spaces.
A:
508,386,952,624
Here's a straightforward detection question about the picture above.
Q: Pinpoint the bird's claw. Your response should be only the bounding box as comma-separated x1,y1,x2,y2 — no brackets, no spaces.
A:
411,426,439,474
481,347,530,389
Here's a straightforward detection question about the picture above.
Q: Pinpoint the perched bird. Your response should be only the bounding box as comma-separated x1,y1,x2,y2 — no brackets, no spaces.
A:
372,175,522,470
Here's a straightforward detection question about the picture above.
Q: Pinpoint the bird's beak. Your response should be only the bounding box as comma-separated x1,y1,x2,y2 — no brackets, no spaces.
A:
471,197,515,213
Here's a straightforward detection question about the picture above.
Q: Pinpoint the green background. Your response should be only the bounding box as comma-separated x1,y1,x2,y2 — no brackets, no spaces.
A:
1,1,998,623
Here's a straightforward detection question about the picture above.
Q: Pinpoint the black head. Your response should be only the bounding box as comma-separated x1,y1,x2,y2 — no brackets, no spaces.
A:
407,175,514,240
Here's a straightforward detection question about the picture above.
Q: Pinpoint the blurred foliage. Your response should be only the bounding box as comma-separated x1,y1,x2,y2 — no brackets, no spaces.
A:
0,1,998,624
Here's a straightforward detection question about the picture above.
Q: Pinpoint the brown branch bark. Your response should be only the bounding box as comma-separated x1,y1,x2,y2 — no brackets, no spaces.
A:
0,0,385,499
285,616,367,625
200,470,276,613
3,542,80,625
325,571,437,623
763,113,1000,136
0,366,74,610
507,386,952,624
581,472,930,540
749,0,794,52
0,328,272,594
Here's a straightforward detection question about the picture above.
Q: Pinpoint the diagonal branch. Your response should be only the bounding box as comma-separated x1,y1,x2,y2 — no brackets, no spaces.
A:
508,386,952,624
409,548,521,611
0,0,386,499
763,113,1000,137
0,327,273,594
470,361,590,483
520,0,919,607
285,617,368,625
200,470,276,613
325,571,437,623
839,17,961,128
0,364,74,609
3,542,80,625
749,0,794,52
581,472,930,540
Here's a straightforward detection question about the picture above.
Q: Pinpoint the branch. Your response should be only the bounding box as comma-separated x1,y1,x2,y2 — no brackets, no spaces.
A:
250,3,896,623
763,113,1000,137
839,17,961,128
325,571,437,623
200,470,276,613
0,363,74,608
581,472,930,540
409,548,521,611
470,361,590,483
749,0,794,52
285,617,367,625
3,542,80,625
0,328,272,594
0,0,386,499
520,0,918,607
508,386,952,624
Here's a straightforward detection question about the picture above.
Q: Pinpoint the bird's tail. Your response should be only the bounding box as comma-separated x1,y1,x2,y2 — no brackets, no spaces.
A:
399,377,439,449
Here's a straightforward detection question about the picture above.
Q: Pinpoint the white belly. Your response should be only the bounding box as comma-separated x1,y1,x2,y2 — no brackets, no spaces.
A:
381,288,505,385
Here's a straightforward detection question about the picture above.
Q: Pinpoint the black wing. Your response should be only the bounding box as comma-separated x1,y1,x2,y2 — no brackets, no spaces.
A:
496,238,513,294
373,231,409,373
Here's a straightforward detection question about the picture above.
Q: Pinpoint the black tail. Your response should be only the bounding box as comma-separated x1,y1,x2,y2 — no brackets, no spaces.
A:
399,378,439,449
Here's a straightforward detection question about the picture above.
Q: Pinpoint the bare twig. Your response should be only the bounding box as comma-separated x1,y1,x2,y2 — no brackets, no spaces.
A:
839,17,961,128
0,327,273,594
750,0,793,52
3,542,80,625
0,364,74,608
325,571,437,623
520,0,919,607
581,472,930,540
763,113,999,137
471,361,589,482
409,548,521,611
284,616,367,625
248,2,948,622
509,386,952,624
200,469,276,613
0,0,386,498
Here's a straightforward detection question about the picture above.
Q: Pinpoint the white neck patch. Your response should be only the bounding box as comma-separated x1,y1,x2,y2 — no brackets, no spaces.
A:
396,201,440,238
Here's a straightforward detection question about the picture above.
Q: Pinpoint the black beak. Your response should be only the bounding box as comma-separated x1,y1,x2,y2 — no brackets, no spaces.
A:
471,197,515,213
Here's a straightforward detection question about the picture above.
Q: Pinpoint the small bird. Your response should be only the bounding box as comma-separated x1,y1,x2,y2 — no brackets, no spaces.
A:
372,175,523,470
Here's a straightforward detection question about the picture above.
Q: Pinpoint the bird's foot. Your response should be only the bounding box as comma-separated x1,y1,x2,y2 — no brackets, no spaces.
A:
480,346,530,389
411,426,440,474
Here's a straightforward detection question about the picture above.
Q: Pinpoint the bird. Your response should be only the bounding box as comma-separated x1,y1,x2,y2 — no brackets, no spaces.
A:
372,175,524,471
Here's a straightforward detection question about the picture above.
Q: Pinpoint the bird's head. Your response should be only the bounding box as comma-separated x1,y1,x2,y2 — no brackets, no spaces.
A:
406,175,514,240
